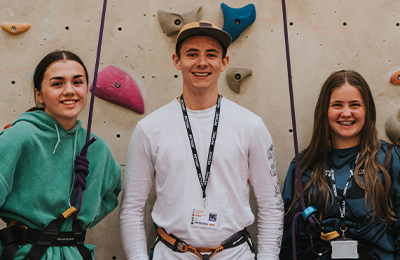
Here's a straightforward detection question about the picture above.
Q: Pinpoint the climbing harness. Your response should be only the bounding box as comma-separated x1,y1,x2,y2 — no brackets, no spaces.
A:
153,226,254,260
0,0,109,258
0,207,91,260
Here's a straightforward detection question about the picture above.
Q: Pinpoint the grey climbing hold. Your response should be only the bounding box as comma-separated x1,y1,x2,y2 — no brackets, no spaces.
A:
225,66,252,94
385,109,400,144
157,5,202,36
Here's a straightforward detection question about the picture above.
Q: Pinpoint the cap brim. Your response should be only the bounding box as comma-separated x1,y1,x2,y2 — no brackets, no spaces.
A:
177,27,231,50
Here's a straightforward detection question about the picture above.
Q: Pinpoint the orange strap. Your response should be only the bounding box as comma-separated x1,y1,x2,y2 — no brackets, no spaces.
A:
7,219,28,230
157,227,224,259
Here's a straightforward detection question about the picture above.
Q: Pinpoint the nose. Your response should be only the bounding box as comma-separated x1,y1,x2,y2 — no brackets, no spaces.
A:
63,82,75,95
197,54,208,68
341,105,352,116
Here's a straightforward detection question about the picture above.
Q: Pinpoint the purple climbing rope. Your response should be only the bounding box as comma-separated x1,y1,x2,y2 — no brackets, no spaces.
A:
280,0,316,259
85,0,108,142
70,0,108,215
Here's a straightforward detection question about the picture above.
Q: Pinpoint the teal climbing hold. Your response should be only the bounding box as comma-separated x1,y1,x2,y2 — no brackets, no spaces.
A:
221,3,256,43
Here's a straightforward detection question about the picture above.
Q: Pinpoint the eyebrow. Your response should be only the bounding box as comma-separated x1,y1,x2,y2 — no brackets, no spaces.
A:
50,75,85,81
185,48,219,53
330,99,363,103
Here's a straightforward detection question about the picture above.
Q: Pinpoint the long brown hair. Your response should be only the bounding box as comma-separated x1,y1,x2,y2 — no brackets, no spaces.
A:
289,70,395,223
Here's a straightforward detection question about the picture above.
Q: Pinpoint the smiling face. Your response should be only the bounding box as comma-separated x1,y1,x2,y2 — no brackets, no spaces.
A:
172,35,229,96
35,60,87,131
328,83,366,149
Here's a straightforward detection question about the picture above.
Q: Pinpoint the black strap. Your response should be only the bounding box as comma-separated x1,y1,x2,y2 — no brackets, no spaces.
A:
74,219,92,260
0,226,19,260
15,229,86,247
0,216,92,260
221,228,255,253
180,94,221,201
22,215,65,260
326,152,360,232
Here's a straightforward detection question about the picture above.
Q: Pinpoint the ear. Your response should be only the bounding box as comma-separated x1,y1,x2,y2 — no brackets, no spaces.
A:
35,88,43,104
220,55,229,72
172,53,181,70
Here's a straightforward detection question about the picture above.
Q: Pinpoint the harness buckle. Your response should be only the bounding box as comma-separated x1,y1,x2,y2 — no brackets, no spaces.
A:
174,241,188,252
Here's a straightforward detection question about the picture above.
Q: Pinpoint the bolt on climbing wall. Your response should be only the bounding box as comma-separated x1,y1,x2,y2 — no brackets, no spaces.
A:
1,0,400,259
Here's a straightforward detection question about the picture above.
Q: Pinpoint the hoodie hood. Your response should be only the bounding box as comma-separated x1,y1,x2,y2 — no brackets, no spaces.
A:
12,110,82,155
12,110,82,134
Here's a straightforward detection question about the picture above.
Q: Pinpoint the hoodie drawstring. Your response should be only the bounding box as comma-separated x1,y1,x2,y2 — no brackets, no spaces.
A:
53,124,61,155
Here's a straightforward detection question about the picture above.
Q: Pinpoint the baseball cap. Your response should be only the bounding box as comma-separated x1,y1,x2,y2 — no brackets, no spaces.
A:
176,21,232,51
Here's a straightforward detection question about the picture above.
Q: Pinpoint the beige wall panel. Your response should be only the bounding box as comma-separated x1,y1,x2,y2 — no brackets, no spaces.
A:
2,0,400,259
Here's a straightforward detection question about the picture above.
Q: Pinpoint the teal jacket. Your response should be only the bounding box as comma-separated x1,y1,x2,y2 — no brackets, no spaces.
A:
0,111,121,259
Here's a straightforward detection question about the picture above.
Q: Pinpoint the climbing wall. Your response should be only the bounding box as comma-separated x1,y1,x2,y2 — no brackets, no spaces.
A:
1,0,400,259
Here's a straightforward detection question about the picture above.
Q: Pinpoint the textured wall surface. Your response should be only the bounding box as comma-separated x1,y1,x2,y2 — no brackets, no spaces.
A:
2,0,400,259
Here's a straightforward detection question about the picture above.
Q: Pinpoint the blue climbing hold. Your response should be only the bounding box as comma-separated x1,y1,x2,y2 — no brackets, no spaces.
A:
221,3,256,43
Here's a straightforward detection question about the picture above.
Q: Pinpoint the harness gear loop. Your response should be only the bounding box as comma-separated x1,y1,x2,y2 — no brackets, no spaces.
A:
155,226,254,259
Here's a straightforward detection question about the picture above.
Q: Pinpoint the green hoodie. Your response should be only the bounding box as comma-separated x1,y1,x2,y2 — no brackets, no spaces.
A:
0,110,121,259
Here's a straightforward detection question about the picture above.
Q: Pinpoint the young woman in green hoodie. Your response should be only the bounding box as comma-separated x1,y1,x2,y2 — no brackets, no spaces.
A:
0,50,122,260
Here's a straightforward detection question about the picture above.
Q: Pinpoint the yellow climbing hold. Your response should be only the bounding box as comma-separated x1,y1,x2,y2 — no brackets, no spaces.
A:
1,22,31,35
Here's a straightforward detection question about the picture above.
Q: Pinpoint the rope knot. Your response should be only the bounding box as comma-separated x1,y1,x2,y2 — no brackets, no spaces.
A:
70,136,97,215
74,155,89,191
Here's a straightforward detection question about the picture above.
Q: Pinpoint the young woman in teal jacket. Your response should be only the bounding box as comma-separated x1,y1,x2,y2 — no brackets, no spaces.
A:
0,50,121,259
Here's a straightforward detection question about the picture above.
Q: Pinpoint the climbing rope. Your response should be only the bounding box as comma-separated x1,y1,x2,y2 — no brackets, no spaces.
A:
280,0,318,259
70,0,108,215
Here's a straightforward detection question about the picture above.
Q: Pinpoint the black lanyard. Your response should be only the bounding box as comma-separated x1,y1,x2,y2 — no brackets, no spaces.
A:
180,94,221,203
326,152,360,232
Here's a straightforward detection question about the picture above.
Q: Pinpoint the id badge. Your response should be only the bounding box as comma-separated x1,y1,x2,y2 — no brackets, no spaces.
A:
190,209,218,230
331,239,358,259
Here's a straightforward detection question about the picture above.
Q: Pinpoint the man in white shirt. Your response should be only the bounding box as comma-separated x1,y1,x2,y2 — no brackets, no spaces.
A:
120,21,283,260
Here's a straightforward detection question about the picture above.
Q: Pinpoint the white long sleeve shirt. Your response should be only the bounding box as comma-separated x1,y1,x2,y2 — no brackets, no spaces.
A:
120,97,283,260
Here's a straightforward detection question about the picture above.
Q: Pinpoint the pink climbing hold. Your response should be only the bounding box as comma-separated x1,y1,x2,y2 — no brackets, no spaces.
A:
90,65,144,114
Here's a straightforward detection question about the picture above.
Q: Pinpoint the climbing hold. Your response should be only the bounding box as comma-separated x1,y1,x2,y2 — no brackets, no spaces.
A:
385,109,400,144
390,69,400,85
1,22,31,35
157,5,201,36
90,65,144,114
221,3,256,42
225,66,252,94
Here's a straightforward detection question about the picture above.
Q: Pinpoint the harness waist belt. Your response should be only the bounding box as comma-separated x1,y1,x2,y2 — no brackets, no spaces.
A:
22,228,86,246
0,210,92,260
1,225,86,247
156,227,254,259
